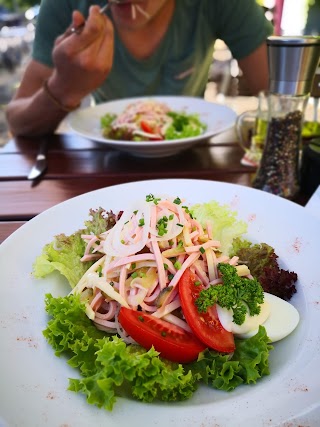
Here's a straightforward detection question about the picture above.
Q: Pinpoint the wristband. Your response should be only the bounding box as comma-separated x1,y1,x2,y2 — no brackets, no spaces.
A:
43,80,81,112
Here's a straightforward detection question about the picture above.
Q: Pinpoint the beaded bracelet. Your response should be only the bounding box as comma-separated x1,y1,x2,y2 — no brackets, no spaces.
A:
43,80,81,113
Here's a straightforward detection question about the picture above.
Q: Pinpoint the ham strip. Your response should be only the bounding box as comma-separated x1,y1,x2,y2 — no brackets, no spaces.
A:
74,195,242,339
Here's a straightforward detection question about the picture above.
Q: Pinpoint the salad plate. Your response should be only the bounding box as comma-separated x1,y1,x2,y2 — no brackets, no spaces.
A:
0,179,320,427
67,96,237,158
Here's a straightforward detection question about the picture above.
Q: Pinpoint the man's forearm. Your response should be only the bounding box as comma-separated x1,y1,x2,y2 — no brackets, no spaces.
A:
5,81,78,137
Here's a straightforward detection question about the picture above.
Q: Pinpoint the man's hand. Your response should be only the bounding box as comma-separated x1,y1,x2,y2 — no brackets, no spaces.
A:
48,5,114,108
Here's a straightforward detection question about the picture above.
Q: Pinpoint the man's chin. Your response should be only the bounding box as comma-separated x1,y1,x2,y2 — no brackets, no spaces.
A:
112,2,150,28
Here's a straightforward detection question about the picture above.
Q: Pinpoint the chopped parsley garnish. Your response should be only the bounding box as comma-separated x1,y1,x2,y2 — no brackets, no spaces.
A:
231,239,298,301
182,205,193,218
174,261,182,270
196,263,264,325
157,216,169,236
146,194,161,204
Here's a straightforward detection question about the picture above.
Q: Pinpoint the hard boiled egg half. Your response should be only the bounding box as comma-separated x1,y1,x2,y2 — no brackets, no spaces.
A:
216,292,300,342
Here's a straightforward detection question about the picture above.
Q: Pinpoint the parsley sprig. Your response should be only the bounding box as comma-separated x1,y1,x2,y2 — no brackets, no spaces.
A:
196,263,264,325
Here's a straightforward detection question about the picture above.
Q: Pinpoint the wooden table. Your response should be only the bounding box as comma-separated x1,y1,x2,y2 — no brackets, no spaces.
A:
0,132,308,244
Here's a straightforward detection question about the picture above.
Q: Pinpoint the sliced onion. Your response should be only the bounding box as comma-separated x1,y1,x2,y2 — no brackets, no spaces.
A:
149,205,186,241
103,200,151,257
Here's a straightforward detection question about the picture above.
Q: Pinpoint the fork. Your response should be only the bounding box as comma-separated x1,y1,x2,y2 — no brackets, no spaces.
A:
70,0,129,34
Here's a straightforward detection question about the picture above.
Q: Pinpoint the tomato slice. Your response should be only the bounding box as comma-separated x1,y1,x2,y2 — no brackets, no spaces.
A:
118,307,206,363
140,120,154,134
140,120,163,141
179,269,235,353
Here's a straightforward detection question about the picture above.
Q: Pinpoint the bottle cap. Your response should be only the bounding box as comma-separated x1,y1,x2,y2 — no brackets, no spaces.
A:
267,36,320,95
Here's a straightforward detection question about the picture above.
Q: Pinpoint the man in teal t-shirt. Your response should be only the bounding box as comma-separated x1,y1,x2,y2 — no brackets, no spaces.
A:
6,0,273,136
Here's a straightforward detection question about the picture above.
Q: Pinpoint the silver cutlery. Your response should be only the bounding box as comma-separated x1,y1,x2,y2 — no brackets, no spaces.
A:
70,0,136,34
28,140,49,181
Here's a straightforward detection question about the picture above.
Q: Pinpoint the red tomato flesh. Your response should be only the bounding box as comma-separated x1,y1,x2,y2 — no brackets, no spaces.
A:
140,120,163,141
118,307,206,363
179,268,235,353
140,120,154,134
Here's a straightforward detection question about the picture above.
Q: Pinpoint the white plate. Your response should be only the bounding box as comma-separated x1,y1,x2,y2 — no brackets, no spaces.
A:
67,96,237,158
1,179,320,427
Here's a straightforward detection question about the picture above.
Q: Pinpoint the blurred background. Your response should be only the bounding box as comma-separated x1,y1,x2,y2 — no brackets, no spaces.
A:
0,0,320,145
208,0,320,99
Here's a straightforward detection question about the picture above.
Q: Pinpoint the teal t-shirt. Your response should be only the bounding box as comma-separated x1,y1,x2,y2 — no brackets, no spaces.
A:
33,0,273,103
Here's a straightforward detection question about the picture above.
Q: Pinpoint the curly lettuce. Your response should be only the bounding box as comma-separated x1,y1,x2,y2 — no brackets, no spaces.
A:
32,208,116,288
43,294,272,411
164,112,207,140
43,294,198,410
191,326,272,391
231,239,298,300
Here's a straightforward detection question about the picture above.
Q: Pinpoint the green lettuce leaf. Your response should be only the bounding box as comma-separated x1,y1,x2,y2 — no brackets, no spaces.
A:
84,207,116,236
33,232,90,288
164,112,207,140
190,350,244,391
100,113,117,136
43,294,198,410
190,326,272,391
230,239,298,300
230,237,253,256
43,293,105,375
190,201,248,255
43,294,272,411
32,208,116,288
233,326,273,383
69,338,198,411
230,239,276,277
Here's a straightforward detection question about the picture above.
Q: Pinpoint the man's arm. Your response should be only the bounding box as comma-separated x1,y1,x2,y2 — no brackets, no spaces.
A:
237,42,269,95
6,6,114,137
6,60,69,137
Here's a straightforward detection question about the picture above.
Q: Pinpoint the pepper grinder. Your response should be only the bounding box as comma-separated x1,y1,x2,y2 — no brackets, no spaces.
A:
253,36,320,199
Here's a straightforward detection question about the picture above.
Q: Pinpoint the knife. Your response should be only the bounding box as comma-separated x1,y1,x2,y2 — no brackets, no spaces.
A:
28,139,49,181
